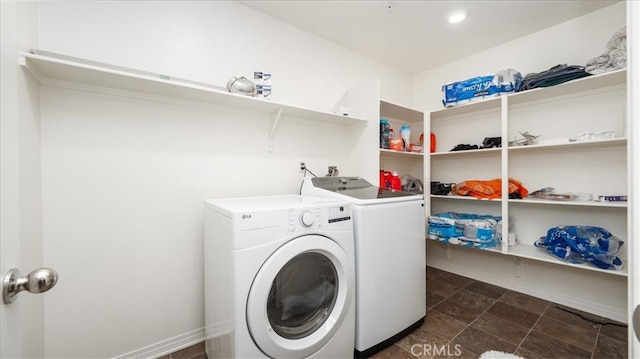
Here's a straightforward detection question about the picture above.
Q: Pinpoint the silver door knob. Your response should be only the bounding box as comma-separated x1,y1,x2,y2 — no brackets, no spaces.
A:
2,268,58,304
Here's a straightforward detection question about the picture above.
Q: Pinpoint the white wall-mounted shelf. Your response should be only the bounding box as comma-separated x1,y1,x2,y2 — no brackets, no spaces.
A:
431,195,501,202
508,138,627,153
508,68,626,106
430,69,626,121
429,137,626,157
431,147,501,157
507,243,628,277
430,239,627,277
432,194,627,207
428,68,628,279
20,51,367,152
379,149,423,158
509,198,627,208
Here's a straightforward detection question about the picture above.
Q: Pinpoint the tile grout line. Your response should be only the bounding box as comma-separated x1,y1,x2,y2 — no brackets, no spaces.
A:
428,275,469,349
590,325,602,359
464,288,517,356
441,285,467,347
440,280,512,356
513,301,551,356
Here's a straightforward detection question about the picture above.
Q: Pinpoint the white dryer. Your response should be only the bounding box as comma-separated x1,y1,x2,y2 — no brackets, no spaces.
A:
301,177,426,358
203,195,355,359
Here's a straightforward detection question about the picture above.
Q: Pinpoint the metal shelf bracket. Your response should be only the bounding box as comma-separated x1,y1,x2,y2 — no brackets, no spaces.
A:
513,256,522,277
266,107,283,153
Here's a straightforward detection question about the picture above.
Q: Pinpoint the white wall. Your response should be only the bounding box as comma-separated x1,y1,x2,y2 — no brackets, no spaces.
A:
37,1,412,112
34,1,412,357
413,2,626,112
415,2,629,322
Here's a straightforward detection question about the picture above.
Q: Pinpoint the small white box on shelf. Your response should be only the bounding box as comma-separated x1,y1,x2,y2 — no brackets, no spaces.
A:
254,71,272,99
576,130,615,142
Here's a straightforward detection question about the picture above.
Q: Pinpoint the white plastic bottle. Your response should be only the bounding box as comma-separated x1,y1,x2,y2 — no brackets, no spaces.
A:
400,124,411,151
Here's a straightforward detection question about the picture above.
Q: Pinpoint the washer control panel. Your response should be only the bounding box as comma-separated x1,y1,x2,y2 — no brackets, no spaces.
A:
287,205,351,233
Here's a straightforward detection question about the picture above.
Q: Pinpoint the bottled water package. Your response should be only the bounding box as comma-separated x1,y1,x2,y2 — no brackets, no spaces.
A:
534,225,624,270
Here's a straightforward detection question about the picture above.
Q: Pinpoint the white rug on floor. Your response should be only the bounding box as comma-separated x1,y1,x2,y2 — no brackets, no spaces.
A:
479,351,525,359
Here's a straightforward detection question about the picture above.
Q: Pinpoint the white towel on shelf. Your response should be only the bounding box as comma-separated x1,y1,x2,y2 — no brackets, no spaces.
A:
586,27,626,74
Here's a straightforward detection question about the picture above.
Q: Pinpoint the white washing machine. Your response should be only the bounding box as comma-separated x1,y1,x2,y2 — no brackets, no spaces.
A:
301,177,426,358
203,195,355,359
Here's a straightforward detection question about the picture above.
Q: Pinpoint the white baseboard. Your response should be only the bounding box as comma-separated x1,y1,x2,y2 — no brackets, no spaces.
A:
113,327,205,359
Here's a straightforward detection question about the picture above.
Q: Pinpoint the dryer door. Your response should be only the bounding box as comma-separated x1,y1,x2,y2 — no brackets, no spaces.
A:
246,234,351,358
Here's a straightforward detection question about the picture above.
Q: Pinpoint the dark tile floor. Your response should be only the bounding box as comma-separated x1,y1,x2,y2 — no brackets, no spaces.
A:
372,266,629,359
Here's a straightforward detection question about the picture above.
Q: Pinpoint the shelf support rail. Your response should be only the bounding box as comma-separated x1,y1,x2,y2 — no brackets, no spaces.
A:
501,95,510,255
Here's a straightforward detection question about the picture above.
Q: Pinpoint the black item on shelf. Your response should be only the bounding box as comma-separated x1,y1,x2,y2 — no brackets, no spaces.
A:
431,181,454,195
516,64,591,92
450,144,479,151
508,192,523,199
481,137,502,148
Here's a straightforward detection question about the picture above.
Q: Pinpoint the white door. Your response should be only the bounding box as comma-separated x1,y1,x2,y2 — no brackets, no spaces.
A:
629,1,640,357
1,3,25,357
1,2,48,358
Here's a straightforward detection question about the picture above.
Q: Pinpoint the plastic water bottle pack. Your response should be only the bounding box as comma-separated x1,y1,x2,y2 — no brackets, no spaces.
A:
534,225,624,270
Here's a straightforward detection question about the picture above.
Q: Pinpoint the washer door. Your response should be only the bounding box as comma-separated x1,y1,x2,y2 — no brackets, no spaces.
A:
246,235,350,358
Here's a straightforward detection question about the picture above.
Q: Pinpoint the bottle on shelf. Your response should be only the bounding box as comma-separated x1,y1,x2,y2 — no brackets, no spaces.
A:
400,124,411,152
379,119,390,149
379,170,390,188
390,171,402,190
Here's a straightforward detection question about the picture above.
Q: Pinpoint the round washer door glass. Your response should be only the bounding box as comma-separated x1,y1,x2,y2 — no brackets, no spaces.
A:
246,235,351,358
267,252,338,339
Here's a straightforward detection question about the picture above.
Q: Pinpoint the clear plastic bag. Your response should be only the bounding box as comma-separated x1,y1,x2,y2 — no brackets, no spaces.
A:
534,225,624,270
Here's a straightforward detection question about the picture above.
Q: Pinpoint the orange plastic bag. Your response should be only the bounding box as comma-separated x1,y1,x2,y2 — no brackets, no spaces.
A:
452,178,528,200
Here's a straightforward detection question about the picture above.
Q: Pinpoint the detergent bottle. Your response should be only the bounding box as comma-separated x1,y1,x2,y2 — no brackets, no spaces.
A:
390,172,402,190
379,170,392,188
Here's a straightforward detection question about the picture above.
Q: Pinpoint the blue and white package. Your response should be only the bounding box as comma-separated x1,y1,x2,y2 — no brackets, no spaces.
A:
534,225,624,270
428,212,502,248
442,69,522,107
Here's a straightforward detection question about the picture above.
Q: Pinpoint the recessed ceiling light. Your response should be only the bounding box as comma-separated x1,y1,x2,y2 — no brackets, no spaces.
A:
448,11,467,24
